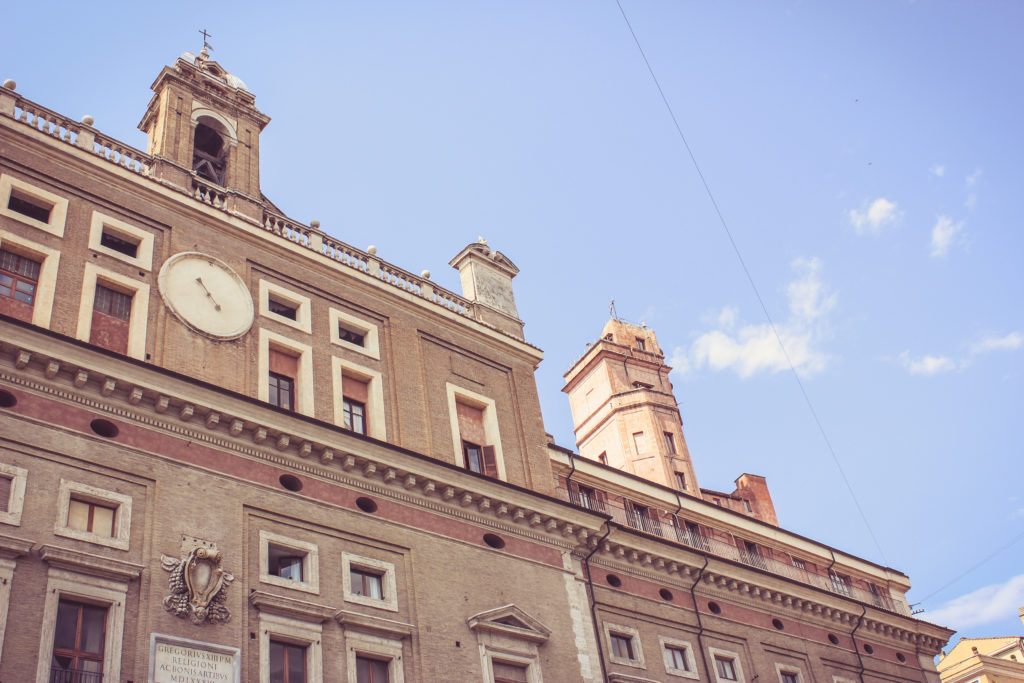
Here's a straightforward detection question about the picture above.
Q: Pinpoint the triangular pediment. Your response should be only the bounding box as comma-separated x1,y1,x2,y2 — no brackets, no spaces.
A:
467,604,551,643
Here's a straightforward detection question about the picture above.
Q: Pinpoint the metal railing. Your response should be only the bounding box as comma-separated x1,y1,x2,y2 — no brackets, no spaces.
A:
50,668,103,683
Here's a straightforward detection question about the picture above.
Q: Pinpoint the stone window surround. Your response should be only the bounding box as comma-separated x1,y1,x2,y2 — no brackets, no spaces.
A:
330,307,380,360
483,648,542,683
603,621,645,669
446,383,507,480
0,229,61,329
775,663,804,683
258,530,320,595
332,356,386,440
344,629,405,683
74,262,151,360
257,328,315,416
659,635,699,679
342,551,398,612
259,612,324,683
33,567,128,683
0,462,28,527
54,479,133,551
259,280,312,334
0,174,69,237
708,646,745,683
86,210,155,271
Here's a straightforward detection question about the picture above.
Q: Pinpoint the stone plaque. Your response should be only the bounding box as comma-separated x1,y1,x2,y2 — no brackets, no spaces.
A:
150,633,240,683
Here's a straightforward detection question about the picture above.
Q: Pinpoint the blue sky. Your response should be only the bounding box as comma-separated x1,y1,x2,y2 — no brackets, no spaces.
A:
4,1,1022,642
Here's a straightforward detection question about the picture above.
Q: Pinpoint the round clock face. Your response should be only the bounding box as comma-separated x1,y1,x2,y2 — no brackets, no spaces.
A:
158,252,254,340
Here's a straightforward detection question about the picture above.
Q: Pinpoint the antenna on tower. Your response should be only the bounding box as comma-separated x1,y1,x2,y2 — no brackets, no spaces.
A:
609,299,619,320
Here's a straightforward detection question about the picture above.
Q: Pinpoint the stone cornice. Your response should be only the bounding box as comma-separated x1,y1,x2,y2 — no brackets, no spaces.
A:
0,532,33,558
334,609,414,639
37,544,144,582
248,590,336,623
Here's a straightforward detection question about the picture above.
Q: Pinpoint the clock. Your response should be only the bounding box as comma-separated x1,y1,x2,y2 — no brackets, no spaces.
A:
158,252,254,340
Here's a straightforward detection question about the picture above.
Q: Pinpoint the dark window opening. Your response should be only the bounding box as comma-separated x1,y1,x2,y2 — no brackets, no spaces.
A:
8,188,53,223
610,633,635,660
192,122,228,185
268,298,298,321
343,398,366,435
0,476,11,512
350,567,384,600
673,471,687,491
666,645,690,671
268,372,295,411
625,500,662,536
740,540,767,570
51,598,106,683
569,483,606,513
781,672,799,683
715,655,738,681
664,431,677,454
269,640,306,683
0,248,41,306
339,325,365,347
268,544,305,582
462,440,498,478
355,656,389,683
635,337,646,351
94,285,132,322
99,230,139,258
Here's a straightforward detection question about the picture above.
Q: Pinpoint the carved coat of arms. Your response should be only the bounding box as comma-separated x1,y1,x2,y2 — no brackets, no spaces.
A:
161,544,234,625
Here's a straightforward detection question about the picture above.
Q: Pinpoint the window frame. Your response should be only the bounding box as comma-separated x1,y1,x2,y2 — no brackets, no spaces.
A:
446,383,506,480
54,480,132,551
485,650,542,683
259,531,320,595
0,462,27,527
344,631,404,683
659,636,699,679
603,621,645,668
707,647,745,683
332,357,386,440
259,612,323,683
342,552,398,612
259,280,312,334
330,308,380,360
258,329,315,416
0,174,68,237
87,211,154,271
775,664,803,683
75,263,150,360
343,396,367,435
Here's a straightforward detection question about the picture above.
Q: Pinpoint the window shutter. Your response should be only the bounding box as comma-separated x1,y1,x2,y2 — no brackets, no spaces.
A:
342,374,369,403
481,445,498,478
269,348,299,377
594,489,608,513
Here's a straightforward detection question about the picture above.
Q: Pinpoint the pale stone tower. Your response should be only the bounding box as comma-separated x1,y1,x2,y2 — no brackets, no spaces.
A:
563,318,701,496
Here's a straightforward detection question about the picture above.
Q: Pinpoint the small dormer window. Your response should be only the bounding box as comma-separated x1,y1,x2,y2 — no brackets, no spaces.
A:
193,122,228,185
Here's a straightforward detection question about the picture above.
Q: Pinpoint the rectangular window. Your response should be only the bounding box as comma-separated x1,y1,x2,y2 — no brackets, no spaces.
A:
664,431,677,454
667,645,690,670
51,598,106,683
625,500,662,536
93,285,132,322
635,337,646,351
674,471,687,491
350,567,384,601
829,570,852,597
493,660,529,683
342,374,370,435
338,324,365,347
268,544,305,582
268,348,299,411
90,284,132,354
632,431,645,454
716,656,738,681
0,475,10,513
356,655,389,683
0,248,41,308
570,483,605,513
67,498,116,538
462,441,498,478
8,187,53,223
610,633,635,660
268,297,298,321
269,640,306,683
792,558,806,571
743,499,753,514
781,673,799,683
99,230,139,258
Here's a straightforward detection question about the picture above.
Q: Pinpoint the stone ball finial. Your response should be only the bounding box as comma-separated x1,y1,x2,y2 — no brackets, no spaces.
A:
477,236,487,244
420,270,431,279
367,245,377,255
81,115,95,126
310,219,320,229
2,79,15,91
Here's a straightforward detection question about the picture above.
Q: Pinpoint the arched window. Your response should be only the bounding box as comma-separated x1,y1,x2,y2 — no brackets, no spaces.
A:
192,121,228,185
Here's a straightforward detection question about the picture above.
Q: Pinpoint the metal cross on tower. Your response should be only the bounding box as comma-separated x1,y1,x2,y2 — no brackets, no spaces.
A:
199,29,214,51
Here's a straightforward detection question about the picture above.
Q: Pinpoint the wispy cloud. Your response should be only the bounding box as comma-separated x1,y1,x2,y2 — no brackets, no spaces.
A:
970,332,1024,355
897,351,959,376
926,574,1024,630
672,258,835,379
966,167,982,187
930,215,966,258
929,163,945,177
849,198,901,235
965,167,982,208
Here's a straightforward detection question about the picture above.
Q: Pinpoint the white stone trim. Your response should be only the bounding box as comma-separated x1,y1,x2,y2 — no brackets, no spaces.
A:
775,663,804,683
191,106,239,141
343,629,405,683
446,382,507,480
0,174,68,237
257,328,315,416
54,479,132,551
0,229,60,328
259,280,312,334
259,530,320,595
0,462,27,527
329,307,380,359
0,558,14,667
482,648,543,683
34,567,128,683
708,646,745,683
342,551,398,612
259,612,323,683
87,210,155,271
603,621,645,669
332,356,386,440
659,636,698,679
75,262,151,360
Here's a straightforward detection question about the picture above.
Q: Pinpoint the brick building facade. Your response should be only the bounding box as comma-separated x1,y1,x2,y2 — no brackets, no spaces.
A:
0,51,952,682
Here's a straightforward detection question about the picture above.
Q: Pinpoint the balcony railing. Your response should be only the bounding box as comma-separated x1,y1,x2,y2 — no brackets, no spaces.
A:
50,668,103,683
556,485,907,615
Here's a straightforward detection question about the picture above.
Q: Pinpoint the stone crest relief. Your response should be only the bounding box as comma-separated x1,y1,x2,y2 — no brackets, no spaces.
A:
160,536,234,625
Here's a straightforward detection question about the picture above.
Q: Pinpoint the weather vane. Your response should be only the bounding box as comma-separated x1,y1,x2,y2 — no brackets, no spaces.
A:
199,29,214,52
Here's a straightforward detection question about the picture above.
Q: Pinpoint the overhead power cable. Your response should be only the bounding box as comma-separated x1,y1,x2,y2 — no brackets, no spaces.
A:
612,0,889,567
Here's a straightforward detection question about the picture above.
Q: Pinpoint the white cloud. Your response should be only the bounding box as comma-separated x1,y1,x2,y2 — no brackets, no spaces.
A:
926,574,1024,630
966,167,982,187
672,258,835,379
970,332,1024,355
929,163,945,177
898,351,959,376
849,198,901,235
930,215,965,257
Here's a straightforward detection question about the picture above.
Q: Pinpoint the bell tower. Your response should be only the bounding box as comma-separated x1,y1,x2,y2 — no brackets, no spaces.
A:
138,47,270,221
563,319,701,497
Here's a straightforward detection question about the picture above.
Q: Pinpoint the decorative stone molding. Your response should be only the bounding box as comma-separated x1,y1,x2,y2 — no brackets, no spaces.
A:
334,609,414,639
37,544,144,582
161,541,234,625
467,604,552,644
0,533,32,559
248,590,335,623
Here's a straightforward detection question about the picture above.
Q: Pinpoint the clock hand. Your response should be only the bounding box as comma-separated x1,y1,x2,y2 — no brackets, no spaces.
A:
195,277,222,311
